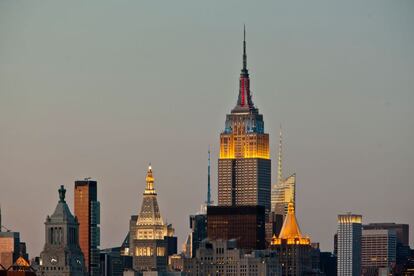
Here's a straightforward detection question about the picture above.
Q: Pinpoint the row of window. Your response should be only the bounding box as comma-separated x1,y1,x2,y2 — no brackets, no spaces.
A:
135,246,165,257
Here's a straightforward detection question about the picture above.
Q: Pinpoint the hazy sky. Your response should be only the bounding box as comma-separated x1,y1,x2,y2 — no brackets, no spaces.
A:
1,1,413,257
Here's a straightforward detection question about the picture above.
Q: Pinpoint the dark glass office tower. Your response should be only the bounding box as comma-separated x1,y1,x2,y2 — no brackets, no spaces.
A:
207,205,266,250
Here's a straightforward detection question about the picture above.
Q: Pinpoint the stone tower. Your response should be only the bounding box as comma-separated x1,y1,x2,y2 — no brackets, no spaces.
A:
39,185,86,276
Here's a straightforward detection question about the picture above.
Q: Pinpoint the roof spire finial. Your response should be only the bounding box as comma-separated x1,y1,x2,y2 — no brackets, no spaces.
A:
277,125,283,184
243,24,247,71
145,163,155,194
58,185,66,202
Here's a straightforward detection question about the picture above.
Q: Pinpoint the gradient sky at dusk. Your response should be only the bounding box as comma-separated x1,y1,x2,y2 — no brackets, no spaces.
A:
1,1,413,257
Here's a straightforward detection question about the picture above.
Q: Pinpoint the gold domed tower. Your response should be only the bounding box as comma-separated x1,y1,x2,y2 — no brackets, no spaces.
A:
271,201,313,275
271,202,310,245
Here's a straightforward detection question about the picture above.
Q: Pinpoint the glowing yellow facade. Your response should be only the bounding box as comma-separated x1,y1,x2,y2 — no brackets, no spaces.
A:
220,119,269,159
220,133,270,159
271,202,310,245
338,214,362,224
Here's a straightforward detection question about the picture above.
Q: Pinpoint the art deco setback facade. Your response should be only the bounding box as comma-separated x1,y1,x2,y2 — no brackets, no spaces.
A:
218,27,271,214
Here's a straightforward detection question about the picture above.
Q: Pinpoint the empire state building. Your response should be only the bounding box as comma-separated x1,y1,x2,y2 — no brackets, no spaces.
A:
218,28,271,213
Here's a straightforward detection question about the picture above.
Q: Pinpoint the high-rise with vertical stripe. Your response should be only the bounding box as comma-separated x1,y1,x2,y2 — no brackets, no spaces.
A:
337,213,362,276
74,178,100,275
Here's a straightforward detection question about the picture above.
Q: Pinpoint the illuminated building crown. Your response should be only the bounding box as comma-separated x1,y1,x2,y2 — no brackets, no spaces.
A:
137,165,164,226
219,26,270,160
272,202,310,245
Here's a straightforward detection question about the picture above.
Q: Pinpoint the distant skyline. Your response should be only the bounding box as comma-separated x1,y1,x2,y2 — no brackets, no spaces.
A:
0,0,413,258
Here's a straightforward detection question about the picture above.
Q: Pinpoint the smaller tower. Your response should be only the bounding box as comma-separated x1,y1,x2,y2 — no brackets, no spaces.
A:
337,213,362,276
129,165,177,272
39,185,86,276
271,202,313,275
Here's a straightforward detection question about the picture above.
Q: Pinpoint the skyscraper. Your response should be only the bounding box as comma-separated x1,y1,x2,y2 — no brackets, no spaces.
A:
218,26,271,214
271,128,297,218
361,229,396,275
362,223,409,247
74,178,100,275
39,185,86,276
362,222,410,271
129,165,177,272
337,213,362,276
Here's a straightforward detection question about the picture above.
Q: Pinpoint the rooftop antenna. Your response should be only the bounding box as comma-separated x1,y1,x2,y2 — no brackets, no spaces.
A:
206,147,212,206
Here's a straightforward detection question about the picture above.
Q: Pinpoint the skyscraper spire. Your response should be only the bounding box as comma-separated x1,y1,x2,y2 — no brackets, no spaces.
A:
234,25,254,111
144,164,156,194
243,24,247,72
206,147,212,206
277,125,283,184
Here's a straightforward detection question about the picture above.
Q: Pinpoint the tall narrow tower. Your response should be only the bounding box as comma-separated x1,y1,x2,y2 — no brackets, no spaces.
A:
206,148,212,206
337,213,362,276
271,127,296,217
218,26,271,213
74,178,100,275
